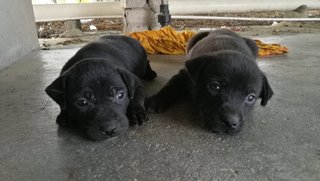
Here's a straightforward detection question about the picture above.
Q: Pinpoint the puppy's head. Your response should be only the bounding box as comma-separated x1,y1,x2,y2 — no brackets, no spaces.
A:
185,52,273,134
46,59,135,141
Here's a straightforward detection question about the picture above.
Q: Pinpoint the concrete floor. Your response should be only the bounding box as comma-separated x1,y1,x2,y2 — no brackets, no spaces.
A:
1,33,320,181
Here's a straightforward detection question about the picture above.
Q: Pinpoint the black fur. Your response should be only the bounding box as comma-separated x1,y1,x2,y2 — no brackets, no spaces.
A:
145,29,273,134
46,35,157,141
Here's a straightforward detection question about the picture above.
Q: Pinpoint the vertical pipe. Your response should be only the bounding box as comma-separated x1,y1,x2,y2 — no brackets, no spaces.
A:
158,0,171,27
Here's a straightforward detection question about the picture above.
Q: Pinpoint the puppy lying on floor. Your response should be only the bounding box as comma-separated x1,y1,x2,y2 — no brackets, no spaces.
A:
46,35,157,141
145,29,273,134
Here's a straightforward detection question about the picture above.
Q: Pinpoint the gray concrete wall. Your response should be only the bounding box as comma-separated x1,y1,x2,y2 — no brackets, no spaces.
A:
123,0,161,33
0,0,39,71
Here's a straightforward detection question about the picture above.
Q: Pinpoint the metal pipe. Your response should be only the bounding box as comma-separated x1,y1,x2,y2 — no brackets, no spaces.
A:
172,16,320,22
169,0,320,14
158,0,171,27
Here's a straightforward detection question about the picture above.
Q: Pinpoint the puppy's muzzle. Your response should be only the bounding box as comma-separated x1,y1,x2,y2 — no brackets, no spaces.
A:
220,113,242,131
86,111,129,141
99,123,118,136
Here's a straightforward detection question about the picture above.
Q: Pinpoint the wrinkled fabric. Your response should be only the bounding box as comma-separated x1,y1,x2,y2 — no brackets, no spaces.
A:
129,26,194,55
254,39,288,57
129,26,288,57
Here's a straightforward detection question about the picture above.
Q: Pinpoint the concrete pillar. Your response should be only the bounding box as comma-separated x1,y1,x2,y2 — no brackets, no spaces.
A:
0,0,39,70
60,20,84,38
123,0,161,33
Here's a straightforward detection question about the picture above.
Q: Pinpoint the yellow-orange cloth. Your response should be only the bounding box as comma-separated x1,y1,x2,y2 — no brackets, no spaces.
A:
128,26,194,55
254,39,288,57
128,26,288,57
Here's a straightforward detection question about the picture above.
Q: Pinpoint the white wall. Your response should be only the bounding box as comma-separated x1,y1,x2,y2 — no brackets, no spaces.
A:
0,0,39,71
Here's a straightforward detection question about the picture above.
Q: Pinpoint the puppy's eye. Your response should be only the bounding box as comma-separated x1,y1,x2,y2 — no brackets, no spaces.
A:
246,94,256,104
116,91,124,100
208,81,221,92
77,98,88,107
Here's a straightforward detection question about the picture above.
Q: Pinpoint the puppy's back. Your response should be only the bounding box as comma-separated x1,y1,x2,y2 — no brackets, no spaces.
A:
61,35,146,75
187,29,257,59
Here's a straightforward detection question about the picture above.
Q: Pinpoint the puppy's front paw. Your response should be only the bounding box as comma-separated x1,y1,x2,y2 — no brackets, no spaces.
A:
144,95,166,113
127,104,149,126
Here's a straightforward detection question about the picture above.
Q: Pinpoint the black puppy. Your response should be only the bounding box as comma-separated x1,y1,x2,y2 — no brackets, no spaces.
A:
46,35,157,140
145,29,273,134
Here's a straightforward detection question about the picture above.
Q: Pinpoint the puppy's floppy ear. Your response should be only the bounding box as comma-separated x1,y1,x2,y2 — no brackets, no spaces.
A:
117,69,135,99
187,31,210,53
56,110,71,126
243,37,259,58
259,73,273,106
185,55,210,84
45,75,66,109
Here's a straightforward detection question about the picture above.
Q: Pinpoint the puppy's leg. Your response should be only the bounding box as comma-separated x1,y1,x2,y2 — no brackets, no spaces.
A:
243,37,259,58
118,69,149,126
143,60,157,81
145,69,189,113
127,83,149,126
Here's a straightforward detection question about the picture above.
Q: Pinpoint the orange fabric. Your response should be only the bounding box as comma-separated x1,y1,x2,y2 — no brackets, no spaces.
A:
128,26,194,55
128,26,288,57
254,39,288,57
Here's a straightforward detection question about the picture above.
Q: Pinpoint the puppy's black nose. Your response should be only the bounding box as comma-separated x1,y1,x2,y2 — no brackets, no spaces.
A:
225,115,241,129
100,126,117,136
